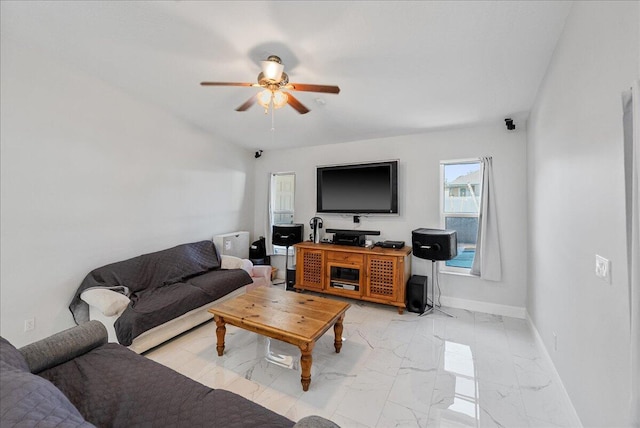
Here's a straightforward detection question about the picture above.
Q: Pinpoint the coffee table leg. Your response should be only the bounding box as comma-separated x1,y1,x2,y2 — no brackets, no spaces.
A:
299,342,314,391
334,314,345,353
214,315,226,356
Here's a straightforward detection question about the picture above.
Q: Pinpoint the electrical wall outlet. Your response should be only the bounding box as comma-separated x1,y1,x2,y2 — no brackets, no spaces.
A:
24,318,35,332
595,255,611,283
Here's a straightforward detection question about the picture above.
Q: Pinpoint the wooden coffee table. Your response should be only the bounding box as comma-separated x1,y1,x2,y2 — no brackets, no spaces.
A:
208,287,350,391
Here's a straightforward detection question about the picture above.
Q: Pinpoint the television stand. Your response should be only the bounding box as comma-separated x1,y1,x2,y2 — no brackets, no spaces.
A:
294,242,411,314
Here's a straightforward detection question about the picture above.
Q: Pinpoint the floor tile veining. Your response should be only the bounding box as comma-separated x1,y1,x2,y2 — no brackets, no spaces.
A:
145,297,577,427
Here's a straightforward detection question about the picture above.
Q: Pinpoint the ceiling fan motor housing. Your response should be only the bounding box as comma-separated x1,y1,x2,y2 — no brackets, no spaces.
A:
258,72,289,88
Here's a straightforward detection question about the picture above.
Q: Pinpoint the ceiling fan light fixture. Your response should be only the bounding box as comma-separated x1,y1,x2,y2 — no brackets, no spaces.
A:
200,53,339,115
257,89,273,109
257,89,288,112
272,90,288,109
260,59,284,82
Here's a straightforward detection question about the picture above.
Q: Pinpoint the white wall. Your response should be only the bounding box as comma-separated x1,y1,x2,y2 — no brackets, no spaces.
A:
527,1,639,426
0,37,255,347
253,124,528,314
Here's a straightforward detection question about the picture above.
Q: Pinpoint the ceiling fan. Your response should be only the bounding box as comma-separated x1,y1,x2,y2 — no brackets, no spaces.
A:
200,55,340,115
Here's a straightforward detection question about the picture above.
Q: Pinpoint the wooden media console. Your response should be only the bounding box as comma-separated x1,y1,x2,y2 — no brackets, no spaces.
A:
294,242,412,314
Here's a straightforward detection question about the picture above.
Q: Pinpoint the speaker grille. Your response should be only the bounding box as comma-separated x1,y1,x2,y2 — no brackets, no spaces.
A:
303,251,323,287
368,257,395,298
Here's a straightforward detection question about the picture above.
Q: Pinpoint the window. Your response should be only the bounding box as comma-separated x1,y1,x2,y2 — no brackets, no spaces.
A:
441,160,482,272
269,172,295,255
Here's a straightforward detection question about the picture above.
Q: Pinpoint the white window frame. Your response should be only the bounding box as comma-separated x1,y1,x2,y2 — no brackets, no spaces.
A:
440,158,482,275
269,172,296,256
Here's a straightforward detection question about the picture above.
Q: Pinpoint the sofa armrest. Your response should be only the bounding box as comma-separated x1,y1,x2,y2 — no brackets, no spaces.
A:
81,288,130,317
251,265,272,285
293,415,340,428
19,320,108,374
221,256,271,286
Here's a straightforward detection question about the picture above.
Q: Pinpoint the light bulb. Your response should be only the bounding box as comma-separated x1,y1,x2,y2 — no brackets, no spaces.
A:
260,60,284,82
257,89,272,109
272,90,288,109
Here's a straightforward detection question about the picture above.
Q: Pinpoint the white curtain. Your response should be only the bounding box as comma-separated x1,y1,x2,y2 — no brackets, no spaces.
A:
265,173,275,256
470,156,502,281
623,80,640,426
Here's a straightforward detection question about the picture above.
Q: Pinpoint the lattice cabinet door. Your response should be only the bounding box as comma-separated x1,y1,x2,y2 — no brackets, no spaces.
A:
365,255,398,302
296,248,324,290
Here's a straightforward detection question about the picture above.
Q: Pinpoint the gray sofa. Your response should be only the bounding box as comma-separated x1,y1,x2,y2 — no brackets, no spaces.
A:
0,320,338,428
70,240,262,353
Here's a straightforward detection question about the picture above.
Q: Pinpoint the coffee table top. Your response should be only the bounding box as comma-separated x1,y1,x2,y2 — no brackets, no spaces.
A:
208,287,350,345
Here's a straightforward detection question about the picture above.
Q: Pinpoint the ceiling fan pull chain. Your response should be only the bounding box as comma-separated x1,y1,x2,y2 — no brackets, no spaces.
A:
271,106,277,145
271,106,276,132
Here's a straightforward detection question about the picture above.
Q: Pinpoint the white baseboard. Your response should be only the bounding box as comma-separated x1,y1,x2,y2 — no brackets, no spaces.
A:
526,311,583,427
440,295,527,319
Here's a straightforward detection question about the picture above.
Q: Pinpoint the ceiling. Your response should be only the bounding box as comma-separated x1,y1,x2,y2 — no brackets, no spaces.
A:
1,1,572,150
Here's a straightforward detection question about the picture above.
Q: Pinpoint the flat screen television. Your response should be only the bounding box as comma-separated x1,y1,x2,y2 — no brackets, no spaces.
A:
316,160,398,214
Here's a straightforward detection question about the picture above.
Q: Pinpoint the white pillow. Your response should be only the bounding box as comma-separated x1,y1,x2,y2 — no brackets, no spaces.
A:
241,259,254,275
80,289,130,317
221,255,244,270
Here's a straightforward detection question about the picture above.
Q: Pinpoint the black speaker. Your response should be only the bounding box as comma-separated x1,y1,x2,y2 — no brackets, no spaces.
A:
406,275,428,314
272,224,304,246
286,266,296,291
412,228,458,261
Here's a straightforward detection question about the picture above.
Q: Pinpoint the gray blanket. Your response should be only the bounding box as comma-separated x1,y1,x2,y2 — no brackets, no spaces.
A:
115,269,251,346
38,343,295,427
68,241,252,346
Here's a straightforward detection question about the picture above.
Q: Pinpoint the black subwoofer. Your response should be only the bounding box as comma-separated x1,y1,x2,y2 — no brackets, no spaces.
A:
272,224,304,247
412,228,458,261
406,275,429,314
286,267,296,291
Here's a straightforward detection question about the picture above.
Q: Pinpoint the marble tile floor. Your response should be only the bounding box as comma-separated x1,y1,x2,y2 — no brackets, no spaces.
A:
145,295,579,428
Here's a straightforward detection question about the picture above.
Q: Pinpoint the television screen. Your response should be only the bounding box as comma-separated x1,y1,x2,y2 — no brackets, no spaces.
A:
316,160,398,214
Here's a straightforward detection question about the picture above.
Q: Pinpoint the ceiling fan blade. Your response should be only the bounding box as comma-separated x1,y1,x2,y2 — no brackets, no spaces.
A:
285,83,340,94
235,95,257,112
284,92,310,114
200,82,256,87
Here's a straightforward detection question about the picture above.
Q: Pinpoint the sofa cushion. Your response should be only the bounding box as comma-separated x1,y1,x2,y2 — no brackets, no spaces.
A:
0,360,94,427
186,268,252,299
114,283,212,346
114,270,252,346
0,337,29,372
139,240,222,287
39,343,294,428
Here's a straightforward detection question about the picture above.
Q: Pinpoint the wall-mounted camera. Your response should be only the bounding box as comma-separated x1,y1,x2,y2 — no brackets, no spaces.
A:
255,150,263,158
505,118,516,131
